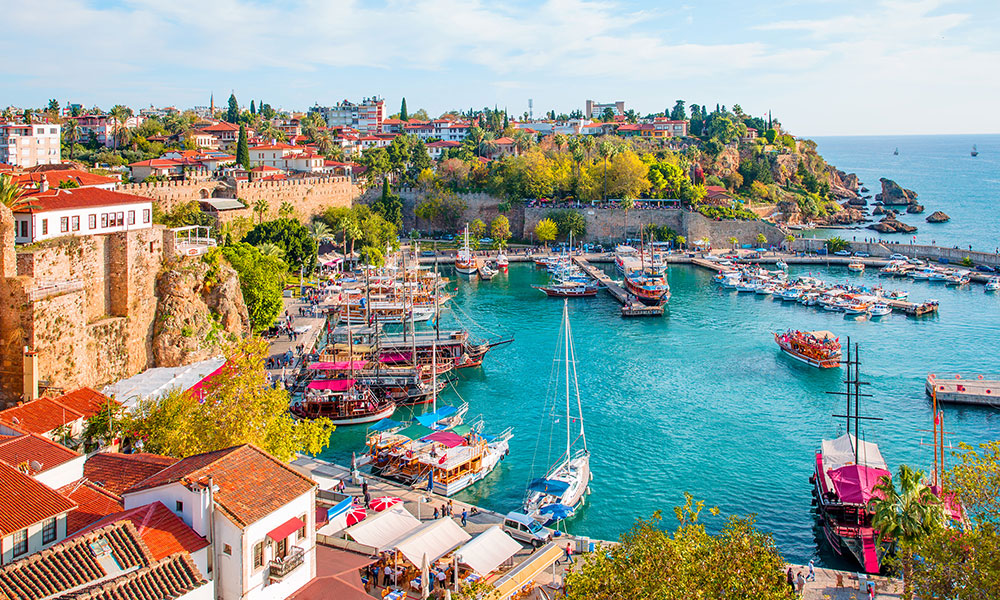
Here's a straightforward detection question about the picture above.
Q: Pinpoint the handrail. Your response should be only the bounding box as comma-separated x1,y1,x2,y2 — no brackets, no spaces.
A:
269,546,305,579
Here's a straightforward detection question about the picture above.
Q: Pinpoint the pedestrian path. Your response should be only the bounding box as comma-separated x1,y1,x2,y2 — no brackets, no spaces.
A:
265,294,327,387
785,563,901,599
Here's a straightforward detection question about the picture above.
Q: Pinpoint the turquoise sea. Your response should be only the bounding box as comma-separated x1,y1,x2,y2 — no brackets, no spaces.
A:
321,136,1000,567
808,134,1000,252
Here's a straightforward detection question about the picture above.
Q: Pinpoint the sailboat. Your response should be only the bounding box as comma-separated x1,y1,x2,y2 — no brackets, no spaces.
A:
893,147,899,156
522,300,591,526
971,144,978,157
455,224,477,275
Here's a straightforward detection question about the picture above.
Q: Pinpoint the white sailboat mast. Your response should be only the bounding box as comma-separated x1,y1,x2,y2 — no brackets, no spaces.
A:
563,300,571,462
567,305,587,452
432,283,438,412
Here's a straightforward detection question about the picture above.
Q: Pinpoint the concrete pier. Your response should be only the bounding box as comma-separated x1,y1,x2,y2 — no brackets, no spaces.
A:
926,374,1000,406
572,257,665,316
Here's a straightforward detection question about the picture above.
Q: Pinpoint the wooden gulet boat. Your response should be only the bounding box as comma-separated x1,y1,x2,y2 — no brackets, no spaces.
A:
455,224,477,275
774,329,842,368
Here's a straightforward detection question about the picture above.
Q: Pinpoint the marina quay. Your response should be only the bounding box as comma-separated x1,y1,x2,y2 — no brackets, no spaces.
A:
3,2,1000,598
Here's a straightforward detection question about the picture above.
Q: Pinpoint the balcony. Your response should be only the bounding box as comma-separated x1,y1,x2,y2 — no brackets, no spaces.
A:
269,547,305,581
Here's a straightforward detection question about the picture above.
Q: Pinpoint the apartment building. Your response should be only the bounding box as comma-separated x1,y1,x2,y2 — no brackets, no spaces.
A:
0,122,61,168
311,97,385,132
584,100,624,118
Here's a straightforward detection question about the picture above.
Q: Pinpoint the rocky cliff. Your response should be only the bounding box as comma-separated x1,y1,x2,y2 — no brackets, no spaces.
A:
152,256,249,367
875,178,918,205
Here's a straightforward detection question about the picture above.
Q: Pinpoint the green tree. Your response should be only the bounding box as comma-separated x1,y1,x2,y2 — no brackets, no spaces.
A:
220,244,285,331
547,209,586,240
121,338,334,460
620,195,635,240
371,179,403,227
81,399,124,452
601,107,616,122
676,235,686,249
245,218,318,273
109,104,133,149
469,218,486,240
227,93,239,123
359,245,384,267
670,99,686,120
236,124,250,168
358,147,391,185
728,236,739,250
278,201,295,219
254,242,285,260
400,97,408,121
490,215,511,248
755,233,767,246
869,465,943,599
566,494,791,600
250,100,256,115
63,119,79,160
534,218,558,246
252,198,269,224
825,236,849,253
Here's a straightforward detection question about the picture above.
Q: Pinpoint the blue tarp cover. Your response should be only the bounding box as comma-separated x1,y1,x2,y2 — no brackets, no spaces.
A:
539,503,574,519
369,418,402,432
527,478,570,495
414,405,458,427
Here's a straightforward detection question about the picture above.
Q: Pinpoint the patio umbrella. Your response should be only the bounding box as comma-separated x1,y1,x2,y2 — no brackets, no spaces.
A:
370,496,403,512
346,505,367,526
539,503,575,521
421,553,430,599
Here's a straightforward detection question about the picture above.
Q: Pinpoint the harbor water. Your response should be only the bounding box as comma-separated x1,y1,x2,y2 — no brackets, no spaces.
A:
320,261,1000,568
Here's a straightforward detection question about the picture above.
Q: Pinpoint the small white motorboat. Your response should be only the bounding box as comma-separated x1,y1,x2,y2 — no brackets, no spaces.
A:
986,277,1000,292
869,303,891,317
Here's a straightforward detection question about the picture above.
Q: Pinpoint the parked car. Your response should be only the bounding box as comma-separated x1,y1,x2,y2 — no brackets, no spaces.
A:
907,258,923,265
890,253,908,260
443,234,455,241
854,252,870,257
975,264,996,273
834,250,851,256
503,512,552,547
420,250,436,257
479,237,493,245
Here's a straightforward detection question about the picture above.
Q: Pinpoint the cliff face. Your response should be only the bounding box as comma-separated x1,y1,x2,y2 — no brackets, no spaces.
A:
153,257,249,367
875,178,918,205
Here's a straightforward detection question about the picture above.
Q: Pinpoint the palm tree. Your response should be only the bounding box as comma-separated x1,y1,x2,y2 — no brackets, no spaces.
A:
784,234,795,251
256,242,285,260
278,201,295,219
468,126,486,156
109,104,133,149
310,221,331,241
0,174,34,211
553,133,567,151
620,195,635,240
728,236,739,251
315,130,335,156
580,134,595,159
64,119,79,160
675,235,686,249
345,219,362,257
512,130,531,154
480,131,498,158
253,198,269,224
869,465,943,600
598,140,619,201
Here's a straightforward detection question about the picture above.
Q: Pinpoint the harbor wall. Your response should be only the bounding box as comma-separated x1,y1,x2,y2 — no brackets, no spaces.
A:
380,189,519,236
791,238,1000,267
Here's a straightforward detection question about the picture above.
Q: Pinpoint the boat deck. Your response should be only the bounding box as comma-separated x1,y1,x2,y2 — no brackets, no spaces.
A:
926,374,1000,406
573,257,665,316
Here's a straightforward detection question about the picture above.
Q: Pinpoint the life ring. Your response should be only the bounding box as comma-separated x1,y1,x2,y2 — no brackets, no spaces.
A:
979,375,984,380
939,386,945,391
987,390,992,395
956,374,962,379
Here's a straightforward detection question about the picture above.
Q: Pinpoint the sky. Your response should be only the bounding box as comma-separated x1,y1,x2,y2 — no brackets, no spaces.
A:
2,0,999,136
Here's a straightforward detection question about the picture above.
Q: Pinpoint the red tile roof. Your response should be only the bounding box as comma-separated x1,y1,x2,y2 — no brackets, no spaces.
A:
249,165,282,172
128,158,183,167
250,143,296,151
0,434,81,474
78,501,208,561
494,137,515,145
66,553,207,600
0,397,83,435
427,141,461,148
199,121,240,132
0,462,77,535
84,452,178,496
126,444,315,527
15,187,153,215
58,479,124,534
12,169,118,189
51,387,119,417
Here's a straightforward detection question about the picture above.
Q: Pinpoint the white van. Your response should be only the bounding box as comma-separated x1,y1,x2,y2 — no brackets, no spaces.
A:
503,512,552,547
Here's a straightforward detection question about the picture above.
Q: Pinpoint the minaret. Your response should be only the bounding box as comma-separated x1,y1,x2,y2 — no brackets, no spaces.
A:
210,93,214,114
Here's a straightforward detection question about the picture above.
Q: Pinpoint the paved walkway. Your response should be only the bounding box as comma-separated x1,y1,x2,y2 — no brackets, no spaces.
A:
266,294,327,388
785,563,901,599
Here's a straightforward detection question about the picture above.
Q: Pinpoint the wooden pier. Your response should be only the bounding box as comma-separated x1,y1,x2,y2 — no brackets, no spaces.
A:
573,257,665,316
926,374,1000,406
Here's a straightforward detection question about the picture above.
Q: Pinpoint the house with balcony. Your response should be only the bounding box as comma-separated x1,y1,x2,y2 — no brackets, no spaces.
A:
0,122,61,168
10,185,153,244
122,444,317,600
427,140,461,159
199,121,248,149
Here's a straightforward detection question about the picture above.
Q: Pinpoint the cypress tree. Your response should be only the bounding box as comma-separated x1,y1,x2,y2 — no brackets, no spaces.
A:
227,93,239,123
400,98,408,121
250,100,256,115
236,124,250,168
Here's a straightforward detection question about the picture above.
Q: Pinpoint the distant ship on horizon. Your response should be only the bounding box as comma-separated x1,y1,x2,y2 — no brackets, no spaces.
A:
893,147,899,155
971,144,979,157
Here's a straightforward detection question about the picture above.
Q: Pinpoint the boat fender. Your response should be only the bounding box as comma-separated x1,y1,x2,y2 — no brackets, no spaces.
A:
809,475,816,484
956,374,962,379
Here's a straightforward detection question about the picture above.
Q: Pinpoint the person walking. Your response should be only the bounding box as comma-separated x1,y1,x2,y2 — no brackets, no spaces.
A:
461,509,468,527
564,542,574,565
447,500,453,516
807,559,815,581
796,571,805,595
786,568,794,593
433,506,439,519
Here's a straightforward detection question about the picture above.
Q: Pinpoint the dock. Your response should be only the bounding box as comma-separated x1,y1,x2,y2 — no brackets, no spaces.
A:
926,374,1000,406
573,257,665,316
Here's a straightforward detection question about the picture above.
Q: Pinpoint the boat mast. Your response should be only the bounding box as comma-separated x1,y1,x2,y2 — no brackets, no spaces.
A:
563,299,571,462
566,299,586,453
409,243,417,365
432,282,438,412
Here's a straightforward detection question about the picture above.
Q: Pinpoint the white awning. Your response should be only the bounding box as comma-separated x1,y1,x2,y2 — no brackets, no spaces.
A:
821,433,888,490
392,518,470,567
455,525,522,575
344,504,420,550
103,357,226,409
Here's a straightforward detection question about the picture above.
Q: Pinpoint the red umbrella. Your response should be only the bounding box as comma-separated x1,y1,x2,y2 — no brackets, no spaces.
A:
346,505,367,526
370,496,402,512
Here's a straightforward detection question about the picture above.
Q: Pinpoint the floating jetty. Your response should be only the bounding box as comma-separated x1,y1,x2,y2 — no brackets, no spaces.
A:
926,374,1000,406
573,257,665,316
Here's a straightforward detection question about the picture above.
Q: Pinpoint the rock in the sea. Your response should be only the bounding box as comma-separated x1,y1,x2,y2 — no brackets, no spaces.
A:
825,207,866,226
874,177,919,205
926,211,950,223
906,204,925,214
868,217,917,234
872,206,886,215
847,197,867,207
860,186,870,193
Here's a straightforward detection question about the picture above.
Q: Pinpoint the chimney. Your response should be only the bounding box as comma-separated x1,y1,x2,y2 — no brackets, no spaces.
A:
39,177,49,193
22,346,38,401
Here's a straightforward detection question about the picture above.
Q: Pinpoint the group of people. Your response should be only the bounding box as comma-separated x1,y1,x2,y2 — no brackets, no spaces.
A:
364,554,454,595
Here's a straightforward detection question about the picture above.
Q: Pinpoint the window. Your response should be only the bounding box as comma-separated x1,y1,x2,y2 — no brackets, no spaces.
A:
42,517,57,544
116,212,124,226
127,210,135,225
276,538,287,559
253,541,264,569
175,500,183,512
50,128,57,134
142,209,150,223
101,214,108,228
223,544,232,556
298,514,307,540
20,221,28,238
71,216,79,231
41,219,48,235
89,214,96,229
12,528,27,556
60,217,69,232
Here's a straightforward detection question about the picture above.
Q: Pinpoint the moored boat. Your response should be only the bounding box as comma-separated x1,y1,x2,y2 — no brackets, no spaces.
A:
479,263,497,280
986,276,1000,292
291,380,397,424
533,282,598,297
455,224,477,275
869,303,891,317
496,252,509,271
774,329,842,368
848,262,865,273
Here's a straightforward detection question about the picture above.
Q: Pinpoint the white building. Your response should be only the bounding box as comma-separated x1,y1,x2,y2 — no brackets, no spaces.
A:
249,144,325,172
12,184,153,244
584,100,624,119
311,97,385,132
0,122,61,168
122,444,317,600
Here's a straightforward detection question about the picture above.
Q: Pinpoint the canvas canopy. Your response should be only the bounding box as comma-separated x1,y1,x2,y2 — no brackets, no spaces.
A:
422,431,467,448
379,352,412,364
396,424,435,441
308,361,368,371
527,479,570,495
828,464,891,505
455,526,522,576
414,405,459,428
369,419,403,432
307,379,356,391
821,433,888,492
392,518,471,567
344,504,421,551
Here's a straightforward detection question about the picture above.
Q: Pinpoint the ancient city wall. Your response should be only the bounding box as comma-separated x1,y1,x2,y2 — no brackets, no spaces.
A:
119,180,229,213
791,238,1000,267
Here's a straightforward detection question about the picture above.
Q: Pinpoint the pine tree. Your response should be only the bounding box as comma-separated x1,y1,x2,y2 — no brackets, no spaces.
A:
236,124,250,168
503,111,509,129
250,100,256,115
227,93,239,123
400,98,408,121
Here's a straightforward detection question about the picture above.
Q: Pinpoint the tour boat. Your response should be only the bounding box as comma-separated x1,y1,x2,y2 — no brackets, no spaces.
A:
455,224,477,275
478,263,497,280
971,144,978,157
533,282,598,298
776,260,788,271
928,270,950,282
291,380,397,425
624,270,670,305
869,303,891,317
848,262,865,273
774,329,842,368
522,300,591,526
779,287,803,302
496,253,509,271
944,271,970,286
985,277,1000,292
885,289,909,300
910,268,933,281
755,283,776,296
736,281,756,293
613,245,638,274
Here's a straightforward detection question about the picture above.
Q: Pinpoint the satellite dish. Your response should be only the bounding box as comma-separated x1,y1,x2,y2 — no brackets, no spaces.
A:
29,460,43,472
